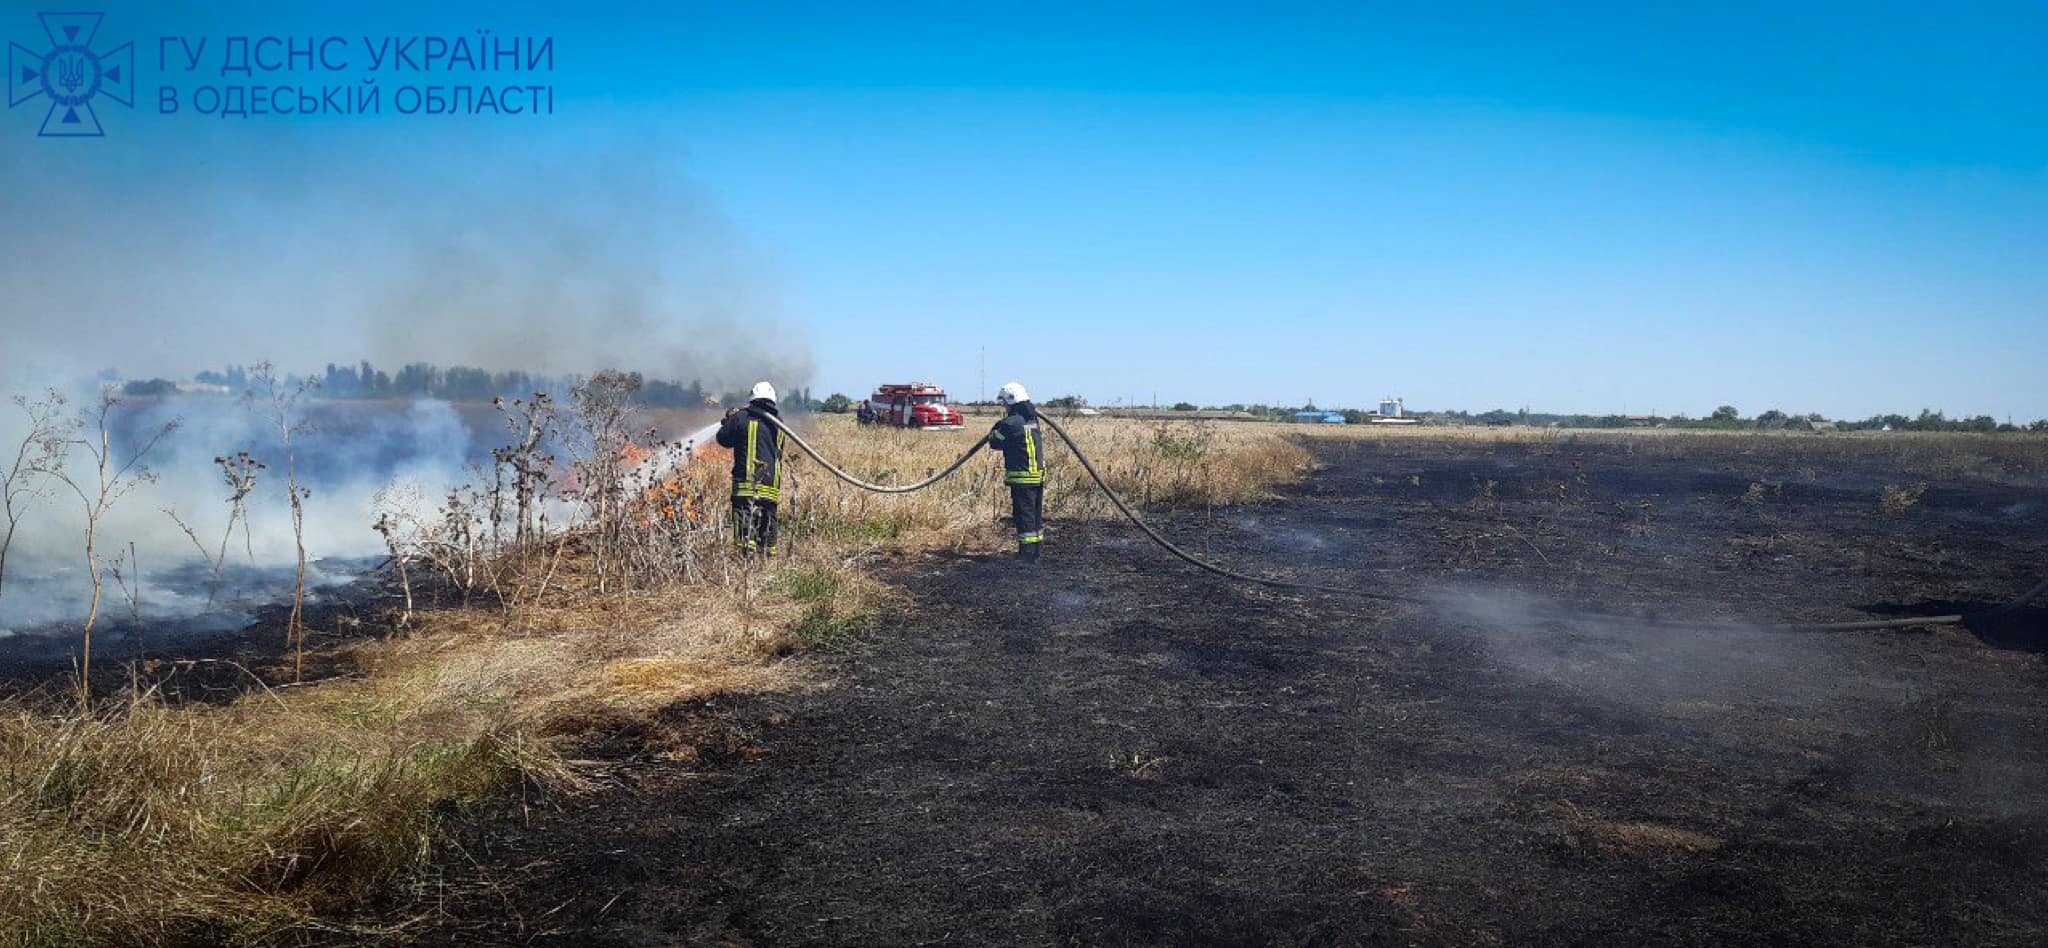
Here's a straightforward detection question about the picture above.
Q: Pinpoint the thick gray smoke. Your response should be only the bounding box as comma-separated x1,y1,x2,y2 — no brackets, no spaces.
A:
0,126,809,640
365,145,812,387
0,128,810,387
0,394,473,633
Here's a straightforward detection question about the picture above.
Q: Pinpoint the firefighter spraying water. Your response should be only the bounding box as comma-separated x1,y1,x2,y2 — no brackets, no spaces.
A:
716,381,789,558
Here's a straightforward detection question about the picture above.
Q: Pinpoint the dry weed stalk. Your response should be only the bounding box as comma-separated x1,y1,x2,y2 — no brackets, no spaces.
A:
492,392,559,548
0,389,71,604
251,363,317,681
50,387,179,701
567,371,643,592
1,393,72,610
372,482,427,627
163,451,264,607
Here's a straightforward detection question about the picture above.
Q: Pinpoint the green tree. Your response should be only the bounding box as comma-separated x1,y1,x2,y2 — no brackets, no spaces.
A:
821,393,853,413
120,379,176,397
1711,405,1740,422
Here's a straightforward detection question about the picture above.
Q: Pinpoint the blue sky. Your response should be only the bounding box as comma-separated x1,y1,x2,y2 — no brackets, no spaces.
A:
3,2,2044,419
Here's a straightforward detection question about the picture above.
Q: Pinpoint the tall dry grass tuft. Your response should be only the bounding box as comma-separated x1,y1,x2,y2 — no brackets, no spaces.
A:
0,692,551,945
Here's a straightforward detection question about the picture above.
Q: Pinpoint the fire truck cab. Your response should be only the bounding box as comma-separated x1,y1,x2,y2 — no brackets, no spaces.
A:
858,382,965,430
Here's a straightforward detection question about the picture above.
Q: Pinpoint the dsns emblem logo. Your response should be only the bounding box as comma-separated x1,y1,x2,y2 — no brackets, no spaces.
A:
8,12,133,137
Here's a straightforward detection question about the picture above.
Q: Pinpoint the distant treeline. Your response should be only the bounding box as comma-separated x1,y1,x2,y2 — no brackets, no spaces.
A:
128,363,821,409
1427,406,2047,433
129,369,2044,432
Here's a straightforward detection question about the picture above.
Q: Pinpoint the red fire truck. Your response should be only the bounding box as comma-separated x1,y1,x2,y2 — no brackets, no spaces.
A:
857,382,966,430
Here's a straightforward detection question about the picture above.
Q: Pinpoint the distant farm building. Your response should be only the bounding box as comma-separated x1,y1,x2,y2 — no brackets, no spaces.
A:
1369,396,1420,425
1295,410,1348,424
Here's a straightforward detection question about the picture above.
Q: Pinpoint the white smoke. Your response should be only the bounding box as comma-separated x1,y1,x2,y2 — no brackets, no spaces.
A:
0,125,809,642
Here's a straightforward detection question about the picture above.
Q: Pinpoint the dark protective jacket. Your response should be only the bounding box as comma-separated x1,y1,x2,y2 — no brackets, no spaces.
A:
715,399,789,501
987,401,1045,485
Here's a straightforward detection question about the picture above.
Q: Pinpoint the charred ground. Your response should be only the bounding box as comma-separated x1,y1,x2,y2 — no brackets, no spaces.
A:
395,434,2048,946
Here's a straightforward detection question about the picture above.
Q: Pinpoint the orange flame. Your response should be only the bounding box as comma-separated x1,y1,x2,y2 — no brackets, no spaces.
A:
625,420,724,531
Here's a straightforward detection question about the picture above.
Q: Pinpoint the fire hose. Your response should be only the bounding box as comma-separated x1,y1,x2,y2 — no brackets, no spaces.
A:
756,412,2040,633
754,415,992,493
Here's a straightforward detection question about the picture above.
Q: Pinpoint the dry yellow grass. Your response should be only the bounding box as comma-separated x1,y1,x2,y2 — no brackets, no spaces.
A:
0,557,861,945
1569,818,1727,856
779,413,1314,552
1291,422,2048,477
0,699,548,945
0,413,1306,945
1514,771,1731,858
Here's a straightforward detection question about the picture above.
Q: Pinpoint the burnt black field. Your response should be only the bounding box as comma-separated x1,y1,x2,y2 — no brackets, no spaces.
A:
384,433,2048,946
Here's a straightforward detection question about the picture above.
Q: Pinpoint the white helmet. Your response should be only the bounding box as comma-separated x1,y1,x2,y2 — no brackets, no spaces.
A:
750,381,777,403
997,381,1030,405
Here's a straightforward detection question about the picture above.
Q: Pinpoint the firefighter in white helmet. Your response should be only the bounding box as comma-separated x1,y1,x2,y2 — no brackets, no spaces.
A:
988,381,1046,560
715,381,788,557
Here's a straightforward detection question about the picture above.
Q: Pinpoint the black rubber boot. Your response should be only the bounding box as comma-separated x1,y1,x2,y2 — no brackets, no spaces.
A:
1017,542,1043,562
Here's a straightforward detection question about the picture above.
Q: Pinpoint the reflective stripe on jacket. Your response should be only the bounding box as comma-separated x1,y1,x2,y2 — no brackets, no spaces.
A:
715,401,789,501
988,401,1045,485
